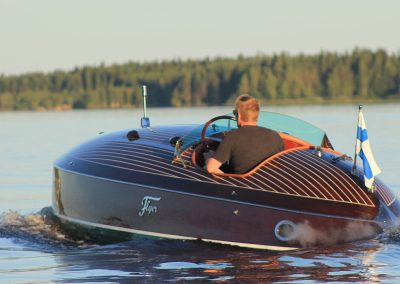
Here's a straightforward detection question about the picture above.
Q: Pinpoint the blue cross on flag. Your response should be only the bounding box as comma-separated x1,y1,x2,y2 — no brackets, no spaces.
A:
355,108,381,190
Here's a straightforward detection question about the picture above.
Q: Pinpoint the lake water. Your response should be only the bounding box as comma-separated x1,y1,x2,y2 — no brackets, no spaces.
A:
1,105,400,283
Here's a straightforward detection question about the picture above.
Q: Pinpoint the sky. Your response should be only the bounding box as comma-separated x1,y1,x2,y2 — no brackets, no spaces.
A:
1,0,399,75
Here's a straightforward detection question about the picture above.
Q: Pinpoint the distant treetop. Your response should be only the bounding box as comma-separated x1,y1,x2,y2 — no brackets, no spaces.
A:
0,49,399,111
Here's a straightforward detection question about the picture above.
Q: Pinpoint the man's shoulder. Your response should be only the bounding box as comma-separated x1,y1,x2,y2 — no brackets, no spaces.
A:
244,125,278,135
252,126,283,143
224,127,241,138
227,125,278,135
259,126,279,135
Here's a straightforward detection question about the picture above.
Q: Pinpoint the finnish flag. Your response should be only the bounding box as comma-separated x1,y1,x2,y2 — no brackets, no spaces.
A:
356,109,381,190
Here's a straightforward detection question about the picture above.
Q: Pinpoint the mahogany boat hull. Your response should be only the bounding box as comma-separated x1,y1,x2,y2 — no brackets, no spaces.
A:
52,126,400,250
53,168,387,250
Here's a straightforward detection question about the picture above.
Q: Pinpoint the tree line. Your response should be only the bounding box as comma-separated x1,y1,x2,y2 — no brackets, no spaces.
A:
0,48,399,111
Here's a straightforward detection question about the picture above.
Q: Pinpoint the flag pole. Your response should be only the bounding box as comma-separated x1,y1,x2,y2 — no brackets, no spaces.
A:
352,105,362,176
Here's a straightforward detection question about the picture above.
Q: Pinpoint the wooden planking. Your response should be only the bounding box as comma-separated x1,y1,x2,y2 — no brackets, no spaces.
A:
73,137,376,207
375,179,397,206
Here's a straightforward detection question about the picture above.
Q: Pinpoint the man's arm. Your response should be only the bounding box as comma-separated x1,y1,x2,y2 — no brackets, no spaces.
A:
206,131,233,175
206,157,224,174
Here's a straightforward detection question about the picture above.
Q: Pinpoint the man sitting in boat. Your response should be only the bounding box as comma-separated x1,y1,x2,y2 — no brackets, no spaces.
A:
207,94,284,175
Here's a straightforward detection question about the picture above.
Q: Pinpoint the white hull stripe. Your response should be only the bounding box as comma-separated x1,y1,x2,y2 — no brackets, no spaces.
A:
54,212,298,251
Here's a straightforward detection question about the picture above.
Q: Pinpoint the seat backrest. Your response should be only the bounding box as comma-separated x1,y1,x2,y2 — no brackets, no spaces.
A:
279,132,313,150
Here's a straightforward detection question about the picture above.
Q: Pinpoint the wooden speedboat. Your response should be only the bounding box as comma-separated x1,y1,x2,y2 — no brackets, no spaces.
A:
52,90,400,250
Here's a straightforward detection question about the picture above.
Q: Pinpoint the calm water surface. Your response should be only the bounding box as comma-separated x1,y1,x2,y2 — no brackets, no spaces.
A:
1,105,400,283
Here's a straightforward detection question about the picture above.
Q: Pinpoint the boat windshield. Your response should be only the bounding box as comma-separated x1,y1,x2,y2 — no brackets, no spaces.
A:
177,111,326,155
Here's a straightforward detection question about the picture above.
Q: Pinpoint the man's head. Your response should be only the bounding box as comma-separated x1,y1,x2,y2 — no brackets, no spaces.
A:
234,95,260,126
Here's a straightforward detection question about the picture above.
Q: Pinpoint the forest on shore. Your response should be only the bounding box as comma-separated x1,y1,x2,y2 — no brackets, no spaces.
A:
0,48,399,111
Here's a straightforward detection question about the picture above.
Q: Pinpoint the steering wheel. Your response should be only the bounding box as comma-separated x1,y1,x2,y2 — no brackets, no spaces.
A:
193,115,236,168
200,115,236,142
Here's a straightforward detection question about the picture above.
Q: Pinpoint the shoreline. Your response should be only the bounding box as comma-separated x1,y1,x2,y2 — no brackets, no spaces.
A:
1,97,399,112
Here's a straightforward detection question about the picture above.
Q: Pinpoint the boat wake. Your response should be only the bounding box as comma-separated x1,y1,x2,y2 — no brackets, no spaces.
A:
0,207,90,250
293,221,378,247
0,207,234,253
378,225,400,244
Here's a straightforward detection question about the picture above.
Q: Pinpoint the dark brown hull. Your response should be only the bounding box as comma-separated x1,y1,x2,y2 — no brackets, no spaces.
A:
52,126,400,250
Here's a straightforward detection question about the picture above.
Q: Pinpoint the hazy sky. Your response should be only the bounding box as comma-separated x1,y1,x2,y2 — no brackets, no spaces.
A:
1,0,399,75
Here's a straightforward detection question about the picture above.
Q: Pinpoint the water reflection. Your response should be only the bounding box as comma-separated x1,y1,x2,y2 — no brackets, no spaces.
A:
47,239,386,283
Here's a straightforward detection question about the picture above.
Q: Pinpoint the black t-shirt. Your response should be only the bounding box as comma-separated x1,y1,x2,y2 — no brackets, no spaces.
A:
213,125,284,174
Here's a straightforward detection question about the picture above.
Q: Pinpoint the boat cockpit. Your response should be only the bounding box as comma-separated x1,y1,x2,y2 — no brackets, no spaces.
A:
174,111,334,175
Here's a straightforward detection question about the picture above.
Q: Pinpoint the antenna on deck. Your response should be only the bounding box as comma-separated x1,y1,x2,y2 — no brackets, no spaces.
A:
141,85,150,128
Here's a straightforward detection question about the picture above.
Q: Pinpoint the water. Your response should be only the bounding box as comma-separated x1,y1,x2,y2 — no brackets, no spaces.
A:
1,105,400,283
